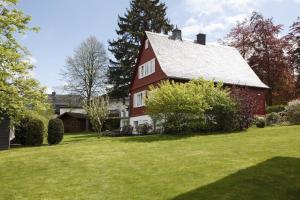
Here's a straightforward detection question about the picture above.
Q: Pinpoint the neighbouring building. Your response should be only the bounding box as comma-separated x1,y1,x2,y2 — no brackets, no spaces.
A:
129,29,269,130
48,92,129,131
48,92,85,115
58,112,87,133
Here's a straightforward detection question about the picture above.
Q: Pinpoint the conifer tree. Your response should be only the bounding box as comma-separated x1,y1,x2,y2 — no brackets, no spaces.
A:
108,0,173,98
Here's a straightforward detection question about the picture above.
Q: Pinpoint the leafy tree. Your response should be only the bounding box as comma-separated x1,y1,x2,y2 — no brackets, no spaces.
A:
62,36,108,104
84,96,109,136
62,36,108,130
0,0,50,122
287,17,300,97
108,0,173,98
223,12,295,105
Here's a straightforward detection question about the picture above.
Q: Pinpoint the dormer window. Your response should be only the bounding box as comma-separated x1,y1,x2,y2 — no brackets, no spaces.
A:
145,39,149,49
139,58,155,79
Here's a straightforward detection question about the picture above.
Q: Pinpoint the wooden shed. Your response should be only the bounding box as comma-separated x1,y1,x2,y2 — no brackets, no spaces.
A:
58,112,87,133
0,117,11,150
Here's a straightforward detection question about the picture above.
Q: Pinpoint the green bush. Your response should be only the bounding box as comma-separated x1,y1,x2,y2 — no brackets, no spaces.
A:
287,100,300,125
102,118,120,131
47,118,64,145
266,105,286,113
15,117,44,146
137,123,152,135
256,118,266,128
146,79,239,134
120,125,133,136
266,112,281,126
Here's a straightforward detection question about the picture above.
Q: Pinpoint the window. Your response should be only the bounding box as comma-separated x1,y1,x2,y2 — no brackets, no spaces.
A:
145,39,149,49
134,91,146,107
139,58,155,79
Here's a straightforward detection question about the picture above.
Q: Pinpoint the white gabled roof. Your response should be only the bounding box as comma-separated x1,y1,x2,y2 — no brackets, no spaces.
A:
145,31,269,89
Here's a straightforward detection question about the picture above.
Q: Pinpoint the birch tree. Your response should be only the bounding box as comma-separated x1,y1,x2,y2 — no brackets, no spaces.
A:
84,96,109,136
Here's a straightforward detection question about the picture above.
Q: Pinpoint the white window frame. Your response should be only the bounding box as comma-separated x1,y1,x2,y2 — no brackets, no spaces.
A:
134,91,146,108
138,58,155,79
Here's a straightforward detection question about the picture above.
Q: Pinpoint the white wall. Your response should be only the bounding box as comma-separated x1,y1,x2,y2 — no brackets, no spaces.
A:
59,108,86,115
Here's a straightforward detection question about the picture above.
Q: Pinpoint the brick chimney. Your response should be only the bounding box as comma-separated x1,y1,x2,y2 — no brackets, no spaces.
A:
172,27,182,41
196,33,206,45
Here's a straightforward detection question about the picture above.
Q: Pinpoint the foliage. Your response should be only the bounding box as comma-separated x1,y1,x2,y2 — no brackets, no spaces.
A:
287,17,300,97
15,116,44,146
230,86,257,130
146,79,239,134
136,123,152,135
266,112,281,126
84,96,109,136
223,12,295,105
0,0,50,123
266,105,286,113
108,0,173,98
102,118,120,131
120,125,133,136
62,36,108,104
256,117,266,128
47,118,64,145
286,100,300,125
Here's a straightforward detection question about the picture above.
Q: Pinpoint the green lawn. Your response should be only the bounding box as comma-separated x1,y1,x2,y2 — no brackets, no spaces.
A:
0,126,300,200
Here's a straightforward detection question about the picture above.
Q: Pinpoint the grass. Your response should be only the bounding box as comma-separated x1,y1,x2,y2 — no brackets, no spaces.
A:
0,126,300,200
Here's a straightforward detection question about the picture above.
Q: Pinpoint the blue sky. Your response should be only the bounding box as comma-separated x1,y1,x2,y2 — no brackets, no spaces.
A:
18,0,300,93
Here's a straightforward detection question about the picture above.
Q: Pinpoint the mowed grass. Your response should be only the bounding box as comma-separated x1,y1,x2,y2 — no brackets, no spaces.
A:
0,126,300,200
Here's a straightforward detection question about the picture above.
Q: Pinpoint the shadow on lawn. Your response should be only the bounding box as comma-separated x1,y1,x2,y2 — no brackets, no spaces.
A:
171,157,300,200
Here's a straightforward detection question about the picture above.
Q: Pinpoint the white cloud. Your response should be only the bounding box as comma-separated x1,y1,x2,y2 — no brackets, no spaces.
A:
180,0,264,40
183,0,257,15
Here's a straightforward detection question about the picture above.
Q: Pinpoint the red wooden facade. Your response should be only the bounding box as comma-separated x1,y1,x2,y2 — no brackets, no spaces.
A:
130,36,267,118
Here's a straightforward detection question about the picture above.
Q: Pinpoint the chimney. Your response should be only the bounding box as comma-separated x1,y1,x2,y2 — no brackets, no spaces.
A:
172,27,182,41
196,33,206,45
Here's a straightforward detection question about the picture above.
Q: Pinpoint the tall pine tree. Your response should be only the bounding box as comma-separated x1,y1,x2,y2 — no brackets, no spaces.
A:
108,0,173,98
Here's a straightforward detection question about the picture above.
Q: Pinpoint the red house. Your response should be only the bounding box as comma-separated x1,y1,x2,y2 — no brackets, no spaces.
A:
129,29,269,129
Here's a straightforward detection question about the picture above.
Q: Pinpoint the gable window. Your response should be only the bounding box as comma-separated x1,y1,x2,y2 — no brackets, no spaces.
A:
138,58,155,79
145,39,149,49
134,91,146,107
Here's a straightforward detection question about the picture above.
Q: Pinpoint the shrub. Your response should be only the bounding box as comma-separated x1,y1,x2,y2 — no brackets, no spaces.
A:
47,118,64,145
266,105,286,113
230,86,256,130
266,112,281,126
289,111,300,125
15,116,44,146
256,118,266,128
102,118,120,131
205,104,240,132
286,100,300,125
116,125,133,136
146,79,239,134
137,123,152,135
